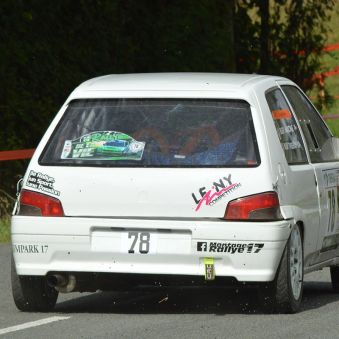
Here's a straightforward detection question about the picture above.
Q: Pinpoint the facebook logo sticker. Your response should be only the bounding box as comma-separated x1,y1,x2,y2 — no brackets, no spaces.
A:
197,242,207,252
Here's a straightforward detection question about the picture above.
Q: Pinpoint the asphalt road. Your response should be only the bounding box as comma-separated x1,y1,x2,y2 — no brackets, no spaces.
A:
1,243,339,339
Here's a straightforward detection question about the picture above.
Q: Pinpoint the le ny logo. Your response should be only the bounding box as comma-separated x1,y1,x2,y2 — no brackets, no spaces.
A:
191,174,240,211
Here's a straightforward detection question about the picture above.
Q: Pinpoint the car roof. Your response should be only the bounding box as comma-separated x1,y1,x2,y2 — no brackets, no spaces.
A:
71,73,289,95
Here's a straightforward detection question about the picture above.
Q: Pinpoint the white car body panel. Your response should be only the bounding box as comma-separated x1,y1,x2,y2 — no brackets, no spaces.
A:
21,167,272,218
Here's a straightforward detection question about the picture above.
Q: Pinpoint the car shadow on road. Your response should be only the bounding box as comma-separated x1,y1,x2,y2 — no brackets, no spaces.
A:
55,286,260,315
53,281,339,315
300,280,339,312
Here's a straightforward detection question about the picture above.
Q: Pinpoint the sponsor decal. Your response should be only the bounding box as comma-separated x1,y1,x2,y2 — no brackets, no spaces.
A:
272,109,292,120
323,169,339,188
192,174,241,211
322,169,339,237
61,131,145,161
13,244,49,254
197,241,264,254
26,170,60,196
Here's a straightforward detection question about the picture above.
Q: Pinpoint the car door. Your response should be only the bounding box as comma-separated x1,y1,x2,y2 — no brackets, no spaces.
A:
264,86,320,268
280,84,339,265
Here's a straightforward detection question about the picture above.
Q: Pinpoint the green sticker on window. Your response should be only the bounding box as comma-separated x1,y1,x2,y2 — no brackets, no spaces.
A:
61,131,145,161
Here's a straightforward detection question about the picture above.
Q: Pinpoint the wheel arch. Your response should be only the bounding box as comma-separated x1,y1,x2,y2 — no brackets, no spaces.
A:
281,205,307,253
296,220,305,245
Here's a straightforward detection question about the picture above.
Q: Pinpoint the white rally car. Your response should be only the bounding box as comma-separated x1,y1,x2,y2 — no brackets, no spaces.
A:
11,73,339,313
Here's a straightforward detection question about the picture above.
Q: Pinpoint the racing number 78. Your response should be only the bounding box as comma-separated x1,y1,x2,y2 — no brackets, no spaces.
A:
128,231,150,254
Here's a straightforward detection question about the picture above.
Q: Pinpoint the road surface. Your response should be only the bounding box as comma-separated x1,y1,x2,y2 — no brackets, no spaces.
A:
1,243,338,339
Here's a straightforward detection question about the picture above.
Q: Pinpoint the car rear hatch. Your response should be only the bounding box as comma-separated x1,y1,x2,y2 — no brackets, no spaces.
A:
32,98,273,218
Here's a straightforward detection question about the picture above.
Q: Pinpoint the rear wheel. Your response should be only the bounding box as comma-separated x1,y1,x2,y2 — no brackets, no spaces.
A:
11,255,58,312
259,224,303,313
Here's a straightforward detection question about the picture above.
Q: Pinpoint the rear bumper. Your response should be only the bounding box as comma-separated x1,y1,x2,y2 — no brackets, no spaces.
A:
11,216,291,282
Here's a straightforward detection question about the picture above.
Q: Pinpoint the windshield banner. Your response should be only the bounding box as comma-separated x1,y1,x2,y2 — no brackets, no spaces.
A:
61,131,145,161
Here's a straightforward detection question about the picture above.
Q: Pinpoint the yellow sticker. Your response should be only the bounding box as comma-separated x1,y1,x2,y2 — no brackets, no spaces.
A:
204,258,215,281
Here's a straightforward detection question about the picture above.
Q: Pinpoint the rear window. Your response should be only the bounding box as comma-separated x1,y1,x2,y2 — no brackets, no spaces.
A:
39,99,260,167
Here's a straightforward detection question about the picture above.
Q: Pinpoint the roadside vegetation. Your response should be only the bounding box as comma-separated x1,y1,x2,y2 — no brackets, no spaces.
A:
300,1,339,136
0,1,338,231
1,0,338,196
0,190,15,243
245,1,339,136
309,44,339,136
0,218,11,244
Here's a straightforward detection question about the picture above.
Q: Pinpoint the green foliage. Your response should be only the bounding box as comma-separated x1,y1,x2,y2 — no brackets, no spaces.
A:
0,189,15,218
0,218,11,243
0,0,236,194
270,1,335,91
235,0,336,114
234,2,260,73
0,0,337,197
0,189,14,243
1,161,29,196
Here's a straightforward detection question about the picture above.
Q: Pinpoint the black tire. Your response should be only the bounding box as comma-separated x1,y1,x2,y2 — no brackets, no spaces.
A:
330,266,339,293
258,224,303,314
11,255,59,312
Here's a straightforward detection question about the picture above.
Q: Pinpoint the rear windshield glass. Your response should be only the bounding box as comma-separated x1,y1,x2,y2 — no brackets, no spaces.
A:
39,99,259,167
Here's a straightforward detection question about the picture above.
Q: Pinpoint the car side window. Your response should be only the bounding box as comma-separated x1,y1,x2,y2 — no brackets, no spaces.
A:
266,88,308,164
281,85,337,163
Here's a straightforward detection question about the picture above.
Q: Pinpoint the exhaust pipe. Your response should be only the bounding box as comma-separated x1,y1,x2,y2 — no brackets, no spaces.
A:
47,274,76,293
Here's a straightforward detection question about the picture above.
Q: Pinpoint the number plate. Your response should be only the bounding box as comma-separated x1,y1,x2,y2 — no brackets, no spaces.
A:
121,231,158,255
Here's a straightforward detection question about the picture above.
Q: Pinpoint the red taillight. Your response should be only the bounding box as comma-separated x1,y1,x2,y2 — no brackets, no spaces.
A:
19,190,64,217
224,192,281,220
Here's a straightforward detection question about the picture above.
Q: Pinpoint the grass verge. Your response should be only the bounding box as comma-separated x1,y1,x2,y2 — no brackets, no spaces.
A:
0,217,11,243
0,189,15,243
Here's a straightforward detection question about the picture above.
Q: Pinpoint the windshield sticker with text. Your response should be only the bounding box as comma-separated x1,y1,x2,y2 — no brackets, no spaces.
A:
192,174,241,211
61,131,145,161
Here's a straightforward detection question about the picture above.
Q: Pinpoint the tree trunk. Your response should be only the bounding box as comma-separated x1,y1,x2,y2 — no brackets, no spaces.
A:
259,0,270,74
